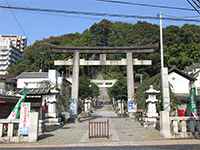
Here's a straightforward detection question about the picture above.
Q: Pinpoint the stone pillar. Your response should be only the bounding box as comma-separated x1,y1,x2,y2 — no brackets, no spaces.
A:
100,54,106,65
71,52,80,116
160,111,171,138
126,52,137,115
118,100,125,115
7,123,14,137
28,112,39,142
0,123,3,137
46,95,57,118
84,101,89,113
161,67,170,112
88,99,92,111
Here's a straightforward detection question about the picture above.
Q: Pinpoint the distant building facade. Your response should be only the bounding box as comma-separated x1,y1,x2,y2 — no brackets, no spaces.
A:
185,64,200,95
0,35,27,75
16,70,71,125
168,67,195,95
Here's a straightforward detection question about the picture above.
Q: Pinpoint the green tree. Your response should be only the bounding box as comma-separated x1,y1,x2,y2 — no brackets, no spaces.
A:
79,76,99,99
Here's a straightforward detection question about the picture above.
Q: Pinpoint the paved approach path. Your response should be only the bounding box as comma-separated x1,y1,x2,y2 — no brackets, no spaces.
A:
38,102,161,145
38,76,161,145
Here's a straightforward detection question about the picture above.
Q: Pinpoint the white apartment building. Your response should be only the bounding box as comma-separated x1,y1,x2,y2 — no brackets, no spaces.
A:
0,35,27,75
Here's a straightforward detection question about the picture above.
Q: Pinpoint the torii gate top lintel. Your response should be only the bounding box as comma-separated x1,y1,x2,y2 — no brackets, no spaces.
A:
50,45,157,54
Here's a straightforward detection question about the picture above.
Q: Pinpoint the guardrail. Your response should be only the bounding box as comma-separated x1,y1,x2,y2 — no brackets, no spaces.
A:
89,120,109,139
170,116,200,138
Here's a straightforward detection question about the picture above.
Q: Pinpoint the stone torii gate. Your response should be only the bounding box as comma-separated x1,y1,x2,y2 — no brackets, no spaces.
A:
51,45,155,117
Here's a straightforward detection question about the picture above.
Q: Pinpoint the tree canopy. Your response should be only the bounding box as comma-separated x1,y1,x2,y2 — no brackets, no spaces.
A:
8,20,200,108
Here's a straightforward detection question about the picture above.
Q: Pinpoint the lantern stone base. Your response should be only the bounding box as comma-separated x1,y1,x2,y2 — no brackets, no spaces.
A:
143,117,158,128
45,117,61,126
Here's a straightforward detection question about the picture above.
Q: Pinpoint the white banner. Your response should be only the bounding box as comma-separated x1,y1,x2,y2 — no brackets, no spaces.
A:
19,102,30,136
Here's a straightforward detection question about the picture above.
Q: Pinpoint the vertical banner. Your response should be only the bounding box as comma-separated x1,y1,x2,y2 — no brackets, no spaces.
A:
69,98,77,117
189,87,198,118
127,100,137,113
19,102,31,136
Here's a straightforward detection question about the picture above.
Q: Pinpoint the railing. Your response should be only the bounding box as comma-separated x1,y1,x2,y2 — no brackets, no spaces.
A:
170,117,200,138
89,120,109,139
0,112,39,143
0,119,23,142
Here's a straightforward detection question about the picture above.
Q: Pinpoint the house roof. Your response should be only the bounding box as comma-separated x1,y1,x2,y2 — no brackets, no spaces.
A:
185,63,200,72
169,67,196,81
16,72,48,79
0,95,18,103
0,75,16,83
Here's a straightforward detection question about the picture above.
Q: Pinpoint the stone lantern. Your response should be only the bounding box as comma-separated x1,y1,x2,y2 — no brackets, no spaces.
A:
144,85,160,128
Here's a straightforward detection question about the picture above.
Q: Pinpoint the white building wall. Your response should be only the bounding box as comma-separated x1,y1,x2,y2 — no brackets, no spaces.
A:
17,78,49,89
168,72,190,94
48,70,57,86
0,35,26,75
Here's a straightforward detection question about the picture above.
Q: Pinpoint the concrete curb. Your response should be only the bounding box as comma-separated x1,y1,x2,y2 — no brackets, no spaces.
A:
0,139,200,148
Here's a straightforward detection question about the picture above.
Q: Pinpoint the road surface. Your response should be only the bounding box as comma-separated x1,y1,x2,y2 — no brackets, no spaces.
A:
0,145,200,150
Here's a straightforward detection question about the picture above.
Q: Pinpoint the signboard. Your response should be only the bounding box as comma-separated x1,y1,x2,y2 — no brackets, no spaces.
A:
19,102,30,136
69,98,77,117
128,100,137,113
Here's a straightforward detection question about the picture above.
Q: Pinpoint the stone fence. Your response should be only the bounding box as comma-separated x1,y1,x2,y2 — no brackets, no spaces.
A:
0,112,39,143
160,111,200,139
170,116,200,138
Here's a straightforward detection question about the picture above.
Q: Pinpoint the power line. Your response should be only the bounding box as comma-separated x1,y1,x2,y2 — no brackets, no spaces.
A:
186,0,200,15
192,0,200,7
0,4,200,23
96,0,195,12
3,0,30,44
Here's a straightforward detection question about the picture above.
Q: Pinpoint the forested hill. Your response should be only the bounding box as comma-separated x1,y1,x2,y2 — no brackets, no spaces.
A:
8,19,200,76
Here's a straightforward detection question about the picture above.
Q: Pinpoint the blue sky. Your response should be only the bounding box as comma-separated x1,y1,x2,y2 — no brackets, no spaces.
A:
0,0,199,44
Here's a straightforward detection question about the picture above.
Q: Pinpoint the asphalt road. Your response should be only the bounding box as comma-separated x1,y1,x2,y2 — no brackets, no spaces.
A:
1,145,200,150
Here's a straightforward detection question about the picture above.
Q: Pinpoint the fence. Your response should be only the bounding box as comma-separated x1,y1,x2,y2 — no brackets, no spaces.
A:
0,112,39,142
170,116,200,138
89,120,109,139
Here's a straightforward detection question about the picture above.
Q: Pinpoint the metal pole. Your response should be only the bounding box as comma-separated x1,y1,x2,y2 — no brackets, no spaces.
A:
160,13,164,110
160,13,170,112
160,13,164,69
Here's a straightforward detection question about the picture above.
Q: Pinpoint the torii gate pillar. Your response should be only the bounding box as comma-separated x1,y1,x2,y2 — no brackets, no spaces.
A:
127,52,137,116
71,52,80,116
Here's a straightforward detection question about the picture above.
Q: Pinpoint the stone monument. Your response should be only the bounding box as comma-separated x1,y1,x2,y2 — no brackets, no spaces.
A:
117,100,125,116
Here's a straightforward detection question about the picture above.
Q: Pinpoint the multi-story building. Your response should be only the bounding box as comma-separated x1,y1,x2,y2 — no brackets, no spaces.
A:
0,35,27,75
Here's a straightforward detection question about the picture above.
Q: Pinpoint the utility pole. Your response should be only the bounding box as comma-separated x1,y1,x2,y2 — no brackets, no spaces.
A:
160,13,170,112
160,13,164,69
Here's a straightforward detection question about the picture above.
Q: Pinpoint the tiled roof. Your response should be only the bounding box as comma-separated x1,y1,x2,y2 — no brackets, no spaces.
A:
169,67,196,81
27,88,50,95
18,87,51,95
16,72,48,79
